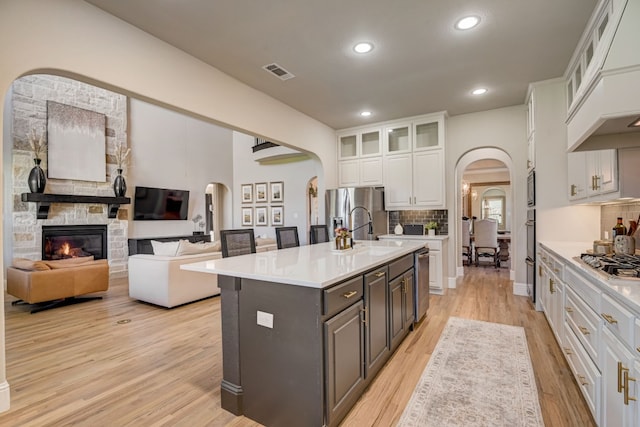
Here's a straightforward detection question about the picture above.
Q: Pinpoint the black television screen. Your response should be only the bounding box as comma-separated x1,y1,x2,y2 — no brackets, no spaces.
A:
133,186,189,220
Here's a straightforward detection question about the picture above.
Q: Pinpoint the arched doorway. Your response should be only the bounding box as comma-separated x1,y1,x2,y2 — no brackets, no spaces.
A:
454,148,518,287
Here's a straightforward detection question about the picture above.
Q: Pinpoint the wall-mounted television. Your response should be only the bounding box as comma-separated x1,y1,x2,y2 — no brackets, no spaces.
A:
133,186,190,220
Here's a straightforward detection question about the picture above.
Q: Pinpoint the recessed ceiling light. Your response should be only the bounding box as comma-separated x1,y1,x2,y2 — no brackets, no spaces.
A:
353,42,374,54
360,111,372,117
472,88,488,95
455,16,480,30
628,117,640,127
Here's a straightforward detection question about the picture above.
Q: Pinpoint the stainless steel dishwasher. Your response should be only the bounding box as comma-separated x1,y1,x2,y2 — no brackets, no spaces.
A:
414,247,430,323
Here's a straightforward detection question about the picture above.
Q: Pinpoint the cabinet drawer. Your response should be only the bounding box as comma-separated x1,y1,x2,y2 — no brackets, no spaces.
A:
563,323,601,422
565,286,600,365
565,266,601,313
601,293,635,350
388,254,413,279
324,276,364,317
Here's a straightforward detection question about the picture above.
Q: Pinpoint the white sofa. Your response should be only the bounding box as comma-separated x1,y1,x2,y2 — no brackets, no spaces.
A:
128,252,222,308
128,238,277,308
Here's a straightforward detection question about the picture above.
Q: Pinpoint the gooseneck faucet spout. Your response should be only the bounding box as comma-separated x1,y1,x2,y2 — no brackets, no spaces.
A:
349,206,374,238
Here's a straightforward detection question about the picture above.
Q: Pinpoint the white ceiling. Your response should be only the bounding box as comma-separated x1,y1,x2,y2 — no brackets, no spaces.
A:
84,0,598,130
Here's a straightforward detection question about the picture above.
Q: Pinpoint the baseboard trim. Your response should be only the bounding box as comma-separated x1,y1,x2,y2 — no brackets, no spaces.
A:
513,281,528,297
0,380,10,413
448,277,457,289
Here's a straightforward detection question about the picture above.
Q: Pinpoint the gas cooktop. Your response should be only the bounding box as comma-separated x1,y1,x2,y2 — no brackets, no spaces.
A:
579,253,640,280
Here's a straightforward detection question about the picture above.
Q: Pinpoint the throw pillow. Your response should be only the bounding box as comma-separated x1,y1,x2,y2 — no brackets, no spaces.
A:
44,255,96,269
175,239,221,256
12,258,51,271
150,240,180,256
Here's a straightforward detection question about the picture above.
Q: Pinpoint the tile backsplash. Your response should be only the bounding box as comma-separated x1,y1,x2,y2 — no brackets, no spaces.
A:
388,210,448,235
601,202,640,239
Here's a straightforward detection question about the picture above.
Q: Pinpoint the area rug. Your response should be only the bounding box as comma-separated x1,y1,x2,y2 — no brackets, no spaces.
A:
397,317,544,427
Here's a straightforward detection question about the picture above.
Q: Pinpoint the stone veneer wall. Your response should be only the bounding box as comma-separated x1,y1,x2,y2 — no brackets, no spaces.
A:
388,210,448,235
11,75,129,278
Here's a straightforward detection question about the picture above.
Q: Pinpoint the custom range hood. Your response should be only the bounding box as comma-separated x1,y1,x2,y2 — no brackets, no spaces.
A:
567,0,640,152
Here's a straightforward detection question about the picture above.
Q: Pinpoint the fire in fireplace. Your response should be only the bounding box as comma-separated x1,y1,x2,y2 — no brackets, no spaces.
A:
42,225,107,260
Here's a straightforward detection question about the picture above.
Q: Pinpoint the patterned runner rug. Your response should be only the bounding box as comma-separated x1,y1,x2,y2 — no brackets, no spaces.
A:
397,317,544,427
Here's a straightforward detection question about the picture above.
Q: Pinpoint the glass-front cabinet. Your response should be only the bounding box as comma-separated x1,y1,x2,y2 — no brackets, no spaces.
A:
337,127,383,187
384,122,411,154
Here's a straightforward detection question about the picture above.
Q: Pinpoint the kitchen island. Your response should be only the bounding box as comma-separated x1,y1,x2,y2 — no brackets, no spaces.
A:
182,239,427,427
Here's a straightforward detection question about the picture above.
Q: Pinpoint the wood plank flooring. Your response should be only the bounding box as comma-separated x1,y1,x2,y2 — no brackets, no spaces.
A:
1,266,596,426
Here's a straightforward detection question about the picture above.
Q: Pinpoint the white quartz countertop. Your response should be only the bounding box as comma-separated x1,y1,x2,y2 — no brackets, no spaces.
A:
181,240,427,289
378,234,449,241
540,240,640,315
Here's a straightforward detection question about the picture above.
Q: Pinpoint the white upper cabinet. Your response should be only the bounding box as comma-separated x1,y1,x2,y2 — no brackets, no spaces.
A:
337,127,383,187
384,122,412,155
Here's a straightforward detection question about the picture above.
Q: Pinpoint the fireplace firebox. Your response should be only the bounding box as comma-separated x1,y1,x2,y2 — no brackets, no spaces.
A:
42,225,107,261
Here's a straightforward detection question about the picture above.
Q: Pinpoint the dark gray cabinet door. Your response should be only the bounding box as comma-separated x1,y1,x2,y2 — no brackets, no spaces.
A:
364,266,389,378
325,300,365,426
389,274,405,350
403,269,415,330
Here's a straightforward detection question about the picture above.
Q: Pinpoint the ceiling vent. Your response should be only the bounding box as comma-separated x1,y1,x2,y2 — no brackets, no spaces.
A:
262,63,295,81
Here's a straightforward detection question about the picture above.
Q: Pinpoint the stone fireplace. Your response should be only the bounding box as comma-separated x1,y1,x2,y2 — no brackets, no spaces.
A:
42,225,108,261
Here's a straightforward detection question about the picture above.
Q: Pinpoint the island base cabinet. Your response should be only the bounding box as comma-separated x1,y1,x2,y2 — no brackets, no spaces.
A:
365,267,390,379
219,276,325,427
325,300,366,427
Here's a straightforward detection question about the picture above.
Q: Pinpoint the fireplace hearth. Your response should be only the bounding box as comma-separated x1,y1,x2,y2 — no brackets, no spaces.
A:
42,225,108,261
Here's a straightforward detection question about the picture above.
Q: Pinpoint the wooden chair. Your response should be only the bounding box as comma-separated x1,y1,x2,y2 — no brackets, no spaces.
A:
474,219,499,268
461,219,472,266
220,229,256,258
275,226,300,249
309,225,329,244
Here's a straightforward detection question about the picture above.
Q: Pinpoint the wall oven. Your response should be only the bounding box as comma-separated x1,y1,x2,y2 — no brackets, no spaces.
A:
525,209,536,303
527,170,535,207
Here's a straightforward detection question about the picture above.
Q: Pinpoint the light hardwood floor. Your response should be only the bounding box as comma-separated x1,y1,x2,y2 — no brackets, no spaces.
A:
1,266,596,427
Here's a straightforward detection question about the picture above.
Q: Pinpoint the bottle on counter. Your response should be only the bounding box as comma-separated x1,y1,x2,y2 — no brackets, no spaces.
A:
613,217,627,238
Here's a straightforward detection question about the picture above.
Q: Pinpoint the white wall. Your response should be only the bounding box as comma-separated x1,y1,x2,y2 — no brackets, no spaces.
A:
128,99,234,238
0,0,337,410
232,133,325,245
447,106,527,286
532,80,599,243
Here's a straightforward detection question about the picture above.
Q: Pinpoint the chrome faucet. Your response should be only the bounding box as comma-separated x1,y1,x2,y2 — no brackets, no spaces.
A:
349,206,373,238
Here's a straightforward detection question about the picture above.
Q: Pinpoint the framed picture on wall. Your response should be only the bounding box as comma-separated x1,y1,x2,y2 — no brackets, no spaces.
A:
255,182,268,203
270,181,284,203
242,207,253,226
241,184,253,203
271,206,284,226
255,206,268,226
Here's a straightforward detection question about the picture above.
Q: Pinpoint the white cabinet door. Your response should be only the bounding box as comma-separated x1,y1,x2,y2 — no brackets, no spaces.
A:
384,154,413,208
338,160,360,187
360,157,383,186
568,151,588,201
602,327,636,427
384,122,412,154
598,149,618,194
428,250,443,293
338,133,358,159
412,150,444,208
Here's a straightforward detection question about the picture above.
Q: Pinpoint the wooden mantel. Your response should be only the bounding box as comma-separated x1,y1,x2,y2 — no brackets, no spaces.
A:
21,193,131,219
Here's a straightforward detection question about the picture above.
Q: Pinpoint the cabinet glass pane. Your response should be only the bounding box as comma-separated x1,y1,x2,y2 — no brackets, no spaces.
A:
598,13,608,39
586,41,594,67
415,122,439,149
575,65,582,90
340,135,357,158
567,80,574,106
387,126,409,152
361,131,380,156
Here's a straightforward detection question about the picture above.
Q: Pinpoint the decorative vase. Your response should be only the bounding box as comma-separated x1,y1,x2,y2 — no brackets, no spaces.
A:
113,168,127,197
28,158,46,193
428,229,436,236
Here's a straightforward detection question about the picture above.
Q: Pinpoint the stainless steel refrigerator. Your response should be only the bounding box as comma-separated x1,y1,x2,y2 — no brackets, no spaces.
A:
325,187,387,240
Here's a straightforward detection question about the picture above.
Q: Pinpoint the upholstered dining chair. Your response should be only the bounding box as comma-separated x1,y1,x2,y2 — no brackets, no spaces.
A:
461,219,472,266
474,219,499,268
220,229,257,258
275,226,300,249
309,225,329,244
